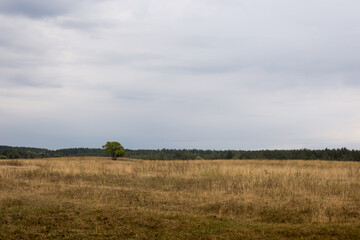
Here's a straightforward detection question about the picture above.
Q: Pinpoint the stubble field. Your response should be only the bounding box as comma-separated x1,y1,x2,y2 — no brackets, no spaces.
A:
0,157,359,239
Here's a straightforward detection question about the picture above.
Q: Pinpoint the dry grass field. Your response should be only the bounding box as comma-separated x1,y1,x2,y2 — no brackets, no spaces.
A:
0,157,359,239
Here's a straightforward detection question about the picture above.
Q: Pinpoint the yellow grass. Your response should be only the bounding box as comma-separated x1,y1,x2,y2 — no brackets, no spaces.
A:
1,157,359,239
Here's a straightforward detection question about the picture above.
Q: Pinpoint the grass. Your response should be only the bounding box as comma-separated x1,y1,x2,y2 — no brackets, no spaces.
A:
0,159,23,166
0,157,359,239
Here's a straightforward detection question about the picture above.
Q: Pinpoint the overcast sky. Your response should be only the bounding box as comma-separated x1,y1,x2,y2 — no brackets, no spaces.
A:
1,0,360,150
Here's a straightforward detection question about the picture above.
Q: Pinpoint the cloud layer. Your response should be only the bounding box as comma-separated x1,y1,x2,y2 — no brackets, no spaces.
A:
1,0,360,149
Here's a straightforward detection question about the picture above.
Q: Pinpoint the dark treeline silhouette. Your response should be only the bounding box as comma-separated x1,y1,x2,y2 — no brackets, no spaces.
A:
1,145,359,161
125,148,360,161
0,146,106,159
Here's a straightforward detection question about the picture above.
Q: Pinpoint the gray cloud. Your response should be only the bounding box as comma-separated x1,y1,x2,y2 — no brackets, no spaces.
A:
57,18,114,31
4,76,62,88
0,0,74,18
1,0,360,149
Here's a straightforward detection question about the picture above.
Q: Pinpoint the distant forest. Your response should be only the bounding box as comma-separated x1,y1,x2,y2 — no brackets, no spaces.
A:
0,145,359,161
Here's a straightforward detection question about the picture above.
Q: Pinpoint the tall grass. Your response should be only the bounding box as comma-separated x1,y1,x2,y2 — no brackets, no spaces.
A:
0,157,359,239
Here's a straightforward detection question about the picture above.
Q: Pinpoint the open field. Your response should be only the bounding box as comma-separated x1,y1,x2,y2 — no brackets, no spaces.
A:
1,157,359,239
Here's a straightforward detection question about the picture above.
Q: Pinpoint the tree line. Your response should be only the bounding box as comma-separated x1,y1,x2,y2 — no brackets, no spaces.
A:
1,145,359,161
0,146,106,159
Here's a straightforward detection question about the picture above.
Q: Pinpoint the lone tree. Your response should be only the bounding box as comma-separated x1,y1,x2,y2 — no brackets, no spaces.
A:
102,141,126,160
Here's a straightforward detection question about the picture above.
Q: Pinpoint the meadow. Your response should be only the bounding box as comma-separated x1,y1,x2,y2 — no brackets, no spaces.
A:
0,157,359,239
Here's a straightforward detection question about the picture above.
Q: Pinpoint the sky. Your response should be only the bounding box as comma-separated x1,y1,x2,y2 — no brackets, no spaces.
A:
1,0,360,150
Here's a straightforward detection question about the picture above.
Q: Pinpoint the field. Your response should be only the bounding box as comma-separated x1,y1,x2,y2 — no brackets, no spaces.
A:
0,157,359,239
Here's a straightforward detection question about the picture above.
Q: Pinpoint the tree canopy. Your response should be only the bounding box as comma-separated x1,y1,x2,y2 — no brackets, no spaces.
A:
102,141,126,160
1,145,359,162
